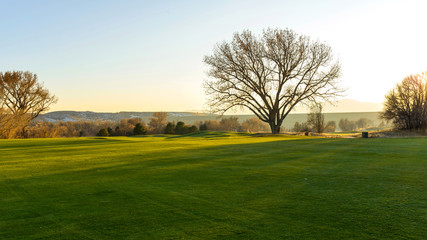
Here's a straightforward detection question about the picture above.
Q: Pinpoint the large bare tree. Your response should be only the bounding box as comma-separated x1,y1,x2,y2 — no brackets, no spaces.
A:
204,29,342,133
0,71,57,137
381,72,427,130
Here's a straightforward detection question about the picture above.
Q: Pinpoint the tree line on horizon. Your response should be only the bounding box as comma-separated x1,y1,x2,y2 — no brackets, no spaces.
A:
6,112,270,138
0,108,388,138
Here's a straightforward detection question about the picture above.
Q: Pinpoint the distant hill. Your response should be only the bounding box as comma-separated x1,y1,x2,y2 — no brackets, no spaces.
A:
290,99,383,113
39,111,385,131
38,111,217,123
323,99,383,112
226,112,384,130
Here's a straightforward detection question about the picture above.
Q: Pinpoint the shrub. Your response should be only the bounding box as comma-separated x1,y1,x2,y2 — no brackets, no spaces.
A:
24,119,144,138
338,118,356,132
197,120,220,131
188,125,198,133
241,118,268,132
356,118,372,129
96,128,109,137
107,127,113,135
164,122,175,134
292,121,310,132
199,123,208,131
324,121,336,133
175,121,188,134
219,117,240,131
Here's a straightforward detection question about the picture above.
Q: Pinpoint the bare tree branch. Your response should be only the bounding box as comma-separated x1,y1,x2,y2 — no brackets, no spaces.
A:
204,28,343,133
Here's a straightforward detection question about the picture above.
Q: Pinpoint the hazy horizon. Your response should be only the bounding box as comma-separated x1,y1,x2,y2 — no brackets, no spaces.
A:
1,0,425,112
44,98,383,114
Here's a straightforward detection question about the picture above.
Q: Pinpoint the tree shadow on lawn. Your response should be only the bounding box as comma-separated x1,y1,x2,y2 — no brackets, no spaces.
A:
0,136,357,186
165,131,301,139
0,137,141,152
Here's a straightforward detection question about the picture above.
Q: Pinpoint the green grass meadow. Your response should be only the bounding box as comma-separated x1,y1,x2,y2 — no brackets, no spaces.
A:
0,132,426,239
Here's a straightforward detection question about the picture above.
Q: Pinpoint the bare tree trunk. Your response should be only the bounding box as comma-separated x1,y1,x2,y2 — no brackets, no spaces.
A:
269,123,281,134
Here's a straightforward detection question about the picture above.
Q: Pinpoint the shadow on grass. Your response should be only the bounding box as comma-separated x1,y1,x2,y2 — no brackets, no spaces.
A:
0,136,347,182
165,131,306,139
0,137,138,151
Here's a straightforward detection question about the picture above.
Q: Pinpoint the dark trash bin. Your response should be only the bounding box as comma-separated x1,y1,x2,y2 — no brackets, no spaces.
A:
362,132,369,138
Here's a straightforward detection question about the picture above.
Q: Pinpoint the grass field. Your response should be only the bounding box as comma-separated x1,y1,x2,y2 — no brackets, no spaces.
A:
0,132,426,239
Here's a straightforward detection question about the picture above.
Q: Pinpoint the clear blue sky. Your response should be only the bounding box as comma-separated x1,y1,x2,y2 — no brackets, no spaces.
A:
1,0,425,112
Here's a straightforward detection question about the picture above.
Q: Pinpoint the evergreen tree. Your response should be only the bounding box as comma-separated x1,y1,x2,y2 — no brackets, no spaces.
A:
133,123,147,135
175,121,188,134
164,122,175,134
188,125,198,133
107,127,113,136
199,123,208,131
96,128,109,137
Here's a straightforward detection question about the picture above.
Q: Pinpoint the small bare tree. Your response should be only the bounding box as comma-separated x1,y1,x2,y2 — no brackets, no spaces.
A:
356,118,372,129
218,116,240,131
324,120,336,133
204,28,342,133
148,112,168,133
0,71,57,138
307,103,325,133
241,117,269,132
292,121,310,133
338,118,356,132
381,72,427,130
